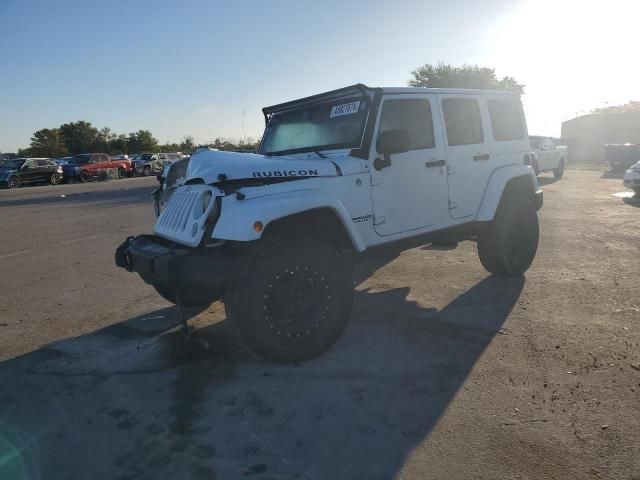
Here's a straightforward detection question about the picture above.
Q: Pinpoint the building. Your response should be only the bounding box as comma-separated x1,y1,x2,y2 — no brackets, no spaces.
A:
561,110,640,164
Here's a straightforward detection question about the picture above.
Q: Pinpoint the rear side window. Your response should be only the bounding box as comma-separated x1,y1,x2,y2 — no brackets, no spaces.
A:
488,99,525,141
36,160,49,167
442,98,484,146
377,99,435,152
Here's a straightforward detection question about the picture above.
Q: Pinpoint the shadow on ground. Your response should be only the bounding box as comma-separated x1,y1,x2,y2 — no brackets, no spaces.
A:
0,259,524,480
0,185,155,208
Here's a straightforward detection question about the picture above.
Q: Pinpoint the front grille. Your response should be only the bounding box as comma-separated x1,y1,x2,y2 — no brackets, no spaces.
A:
153,185,216,247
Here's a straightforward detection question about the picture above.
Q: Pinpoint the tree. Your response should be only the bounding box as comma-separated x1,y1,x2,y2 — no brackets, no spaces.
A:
592,101,640,114
59,121,99,154
409,63,524,94
127,130,158,153
180,135,195,153
29,128,68,157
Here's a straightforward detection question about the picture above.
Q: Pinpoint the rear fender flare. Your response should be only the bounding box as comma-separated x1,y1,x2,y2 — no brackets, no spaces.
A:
476,165,539,222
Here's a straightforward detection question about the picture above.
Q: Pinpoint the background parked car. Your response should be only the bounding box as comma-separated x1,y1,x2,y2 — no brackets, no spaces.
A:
605,143,640,173
0,158,63,188
61,153,133,182
133,152,184,176
53,156,73,166
623,161,640,195
529,136,567,178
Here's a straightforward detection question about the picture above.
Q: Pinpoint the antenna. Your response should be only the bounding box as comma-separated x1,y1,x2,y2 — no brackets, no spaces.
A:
241,92,246,144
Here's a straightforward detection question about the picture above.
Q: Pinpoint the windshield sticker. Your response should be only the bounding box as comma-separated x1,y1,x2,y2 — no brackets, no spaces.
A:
253,169,319,178
330,101,361,118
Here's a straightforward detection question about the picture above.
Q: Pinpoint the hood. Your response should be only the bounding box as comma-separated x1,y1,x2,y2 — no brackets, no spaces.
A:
185,150,362,184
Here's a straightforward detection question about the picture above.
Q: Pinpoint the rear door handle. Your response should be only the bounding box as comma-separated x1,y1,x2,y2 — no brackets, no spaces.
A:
473,153,490,161
425,159,446,168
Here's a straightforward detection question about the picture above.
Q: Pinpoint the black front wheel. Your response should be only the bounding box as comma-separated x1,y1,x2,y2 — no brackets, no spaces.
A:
554,159,565,179
143,166,151,177
226,238,353,363
7,175,19,189
79,170,90,183
118,168,126,179
478,197,539,277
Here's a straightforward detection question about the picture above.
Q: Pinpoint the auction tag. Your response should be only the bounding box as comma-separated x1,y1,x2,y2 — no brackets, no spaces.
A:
330,101,360,118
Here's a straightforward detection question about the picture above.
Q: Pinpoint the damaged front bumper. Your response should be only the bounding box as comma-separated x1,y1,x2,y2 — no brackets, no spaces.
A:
115,235,249,294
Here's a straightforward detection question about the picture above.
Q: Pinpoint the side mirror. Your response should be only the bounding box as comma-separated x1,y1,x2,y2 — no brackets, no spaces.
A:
377,129,410,156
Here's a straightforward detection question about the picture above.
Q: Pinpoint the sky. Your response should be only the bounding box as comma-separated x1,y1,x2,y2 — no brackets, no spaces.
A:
0,0,638,152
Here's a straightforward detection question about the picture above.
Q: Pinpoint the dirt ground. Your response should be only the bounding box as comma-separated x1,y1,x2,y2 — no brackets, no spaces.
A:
0,169,638,479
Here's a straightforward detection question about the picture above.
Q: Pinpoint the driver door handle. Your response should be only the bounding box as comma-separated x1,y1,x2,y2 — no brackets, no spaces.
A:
473,153,490,161
425,159,446,168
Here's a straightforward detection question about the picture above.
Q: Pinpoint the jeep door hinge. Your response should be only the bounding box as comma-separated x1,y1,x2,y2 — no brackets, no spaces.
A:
447,164,455,175
370,175,383,186
448,200,459,209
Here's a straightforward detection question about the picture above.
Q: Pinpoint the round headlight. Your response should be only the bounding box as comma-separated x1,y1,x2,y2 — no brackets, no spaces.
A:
193,190,213,219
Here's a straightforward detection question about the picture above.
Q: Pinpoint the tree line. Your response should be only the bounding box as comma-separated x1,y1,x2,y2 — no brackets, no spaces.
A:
16,121,261,158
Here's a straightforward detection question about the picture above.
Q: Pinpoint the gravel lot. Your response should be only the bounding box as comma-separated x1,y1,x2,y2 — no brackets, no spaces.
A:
0,169,638,480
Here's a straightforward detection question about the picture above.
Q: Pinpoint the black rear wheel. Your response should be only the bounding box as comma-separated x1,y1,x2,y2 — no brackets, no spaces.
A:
478,197,539,277
554,159,565,179
118,168,126,179
49,173,61,185
7,175,19,189
226,238,353,363
79,170,90,183
143,166,151,177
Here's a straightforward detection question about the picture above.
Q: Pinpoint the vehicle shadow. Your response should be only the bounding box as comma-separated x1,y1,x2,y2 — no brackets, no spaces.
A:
601,170,624,179
0,185,155,208
622,195,640,207
0,258,524,479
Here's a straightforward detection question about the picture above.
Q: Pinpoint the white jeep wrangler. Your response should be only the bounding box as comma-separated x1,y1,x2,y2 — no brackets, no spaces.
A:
116,84,543,362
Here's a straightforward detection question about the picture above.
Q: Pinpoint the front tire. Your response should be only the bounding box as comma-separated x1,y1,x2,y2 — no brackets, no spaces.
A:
79,170,90,183
478,197,539,277
554,159,565,179
143,166,151,177
7,175,19,189
49,173,61,185
226,238,353,363
118,168,126,179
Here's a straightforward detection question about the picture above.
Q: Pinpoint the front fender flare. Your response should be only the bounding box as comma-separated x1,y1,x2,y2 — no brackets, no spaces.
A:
211,189,366,252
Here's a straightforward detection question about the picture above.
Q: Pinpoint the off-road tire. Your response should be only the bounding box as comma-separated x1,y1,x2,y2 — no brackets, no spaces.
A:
226,237,353,363
49,173,61,185
152,284,213,308
554,159,565,179
478,197,539,277
143,166,151,177
79,170,90,183
7,175,19,189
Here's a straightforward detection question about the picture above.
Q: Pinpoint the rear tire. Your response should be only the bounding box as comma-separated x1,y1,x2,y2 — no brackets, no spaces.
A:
478,196,539,277
553,159,565,179
49,173,61,185
143,166,151,177
79,170,90,183
226,237,353,363
118,168,126,179
7,175,19,189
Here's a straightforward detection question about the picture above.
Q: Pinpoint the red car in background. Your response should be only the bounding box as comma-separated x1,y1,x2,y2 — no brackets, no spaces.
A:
61,153,133,182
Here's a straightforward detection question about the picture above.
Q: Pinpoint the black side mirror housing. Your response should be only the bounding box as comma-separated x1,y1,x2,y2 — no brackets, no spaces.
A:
377,129,410,156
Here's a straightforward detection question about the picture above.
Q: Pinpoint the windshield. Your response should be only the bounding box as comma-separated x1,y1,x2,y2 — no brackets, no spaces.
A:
260,96,369,155
0,159,25,169
68,155,91,165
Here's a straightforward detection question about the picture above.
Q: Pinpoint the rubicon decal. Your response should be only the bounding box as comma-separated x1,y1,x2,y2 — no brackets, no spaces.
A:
252,169,319,178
